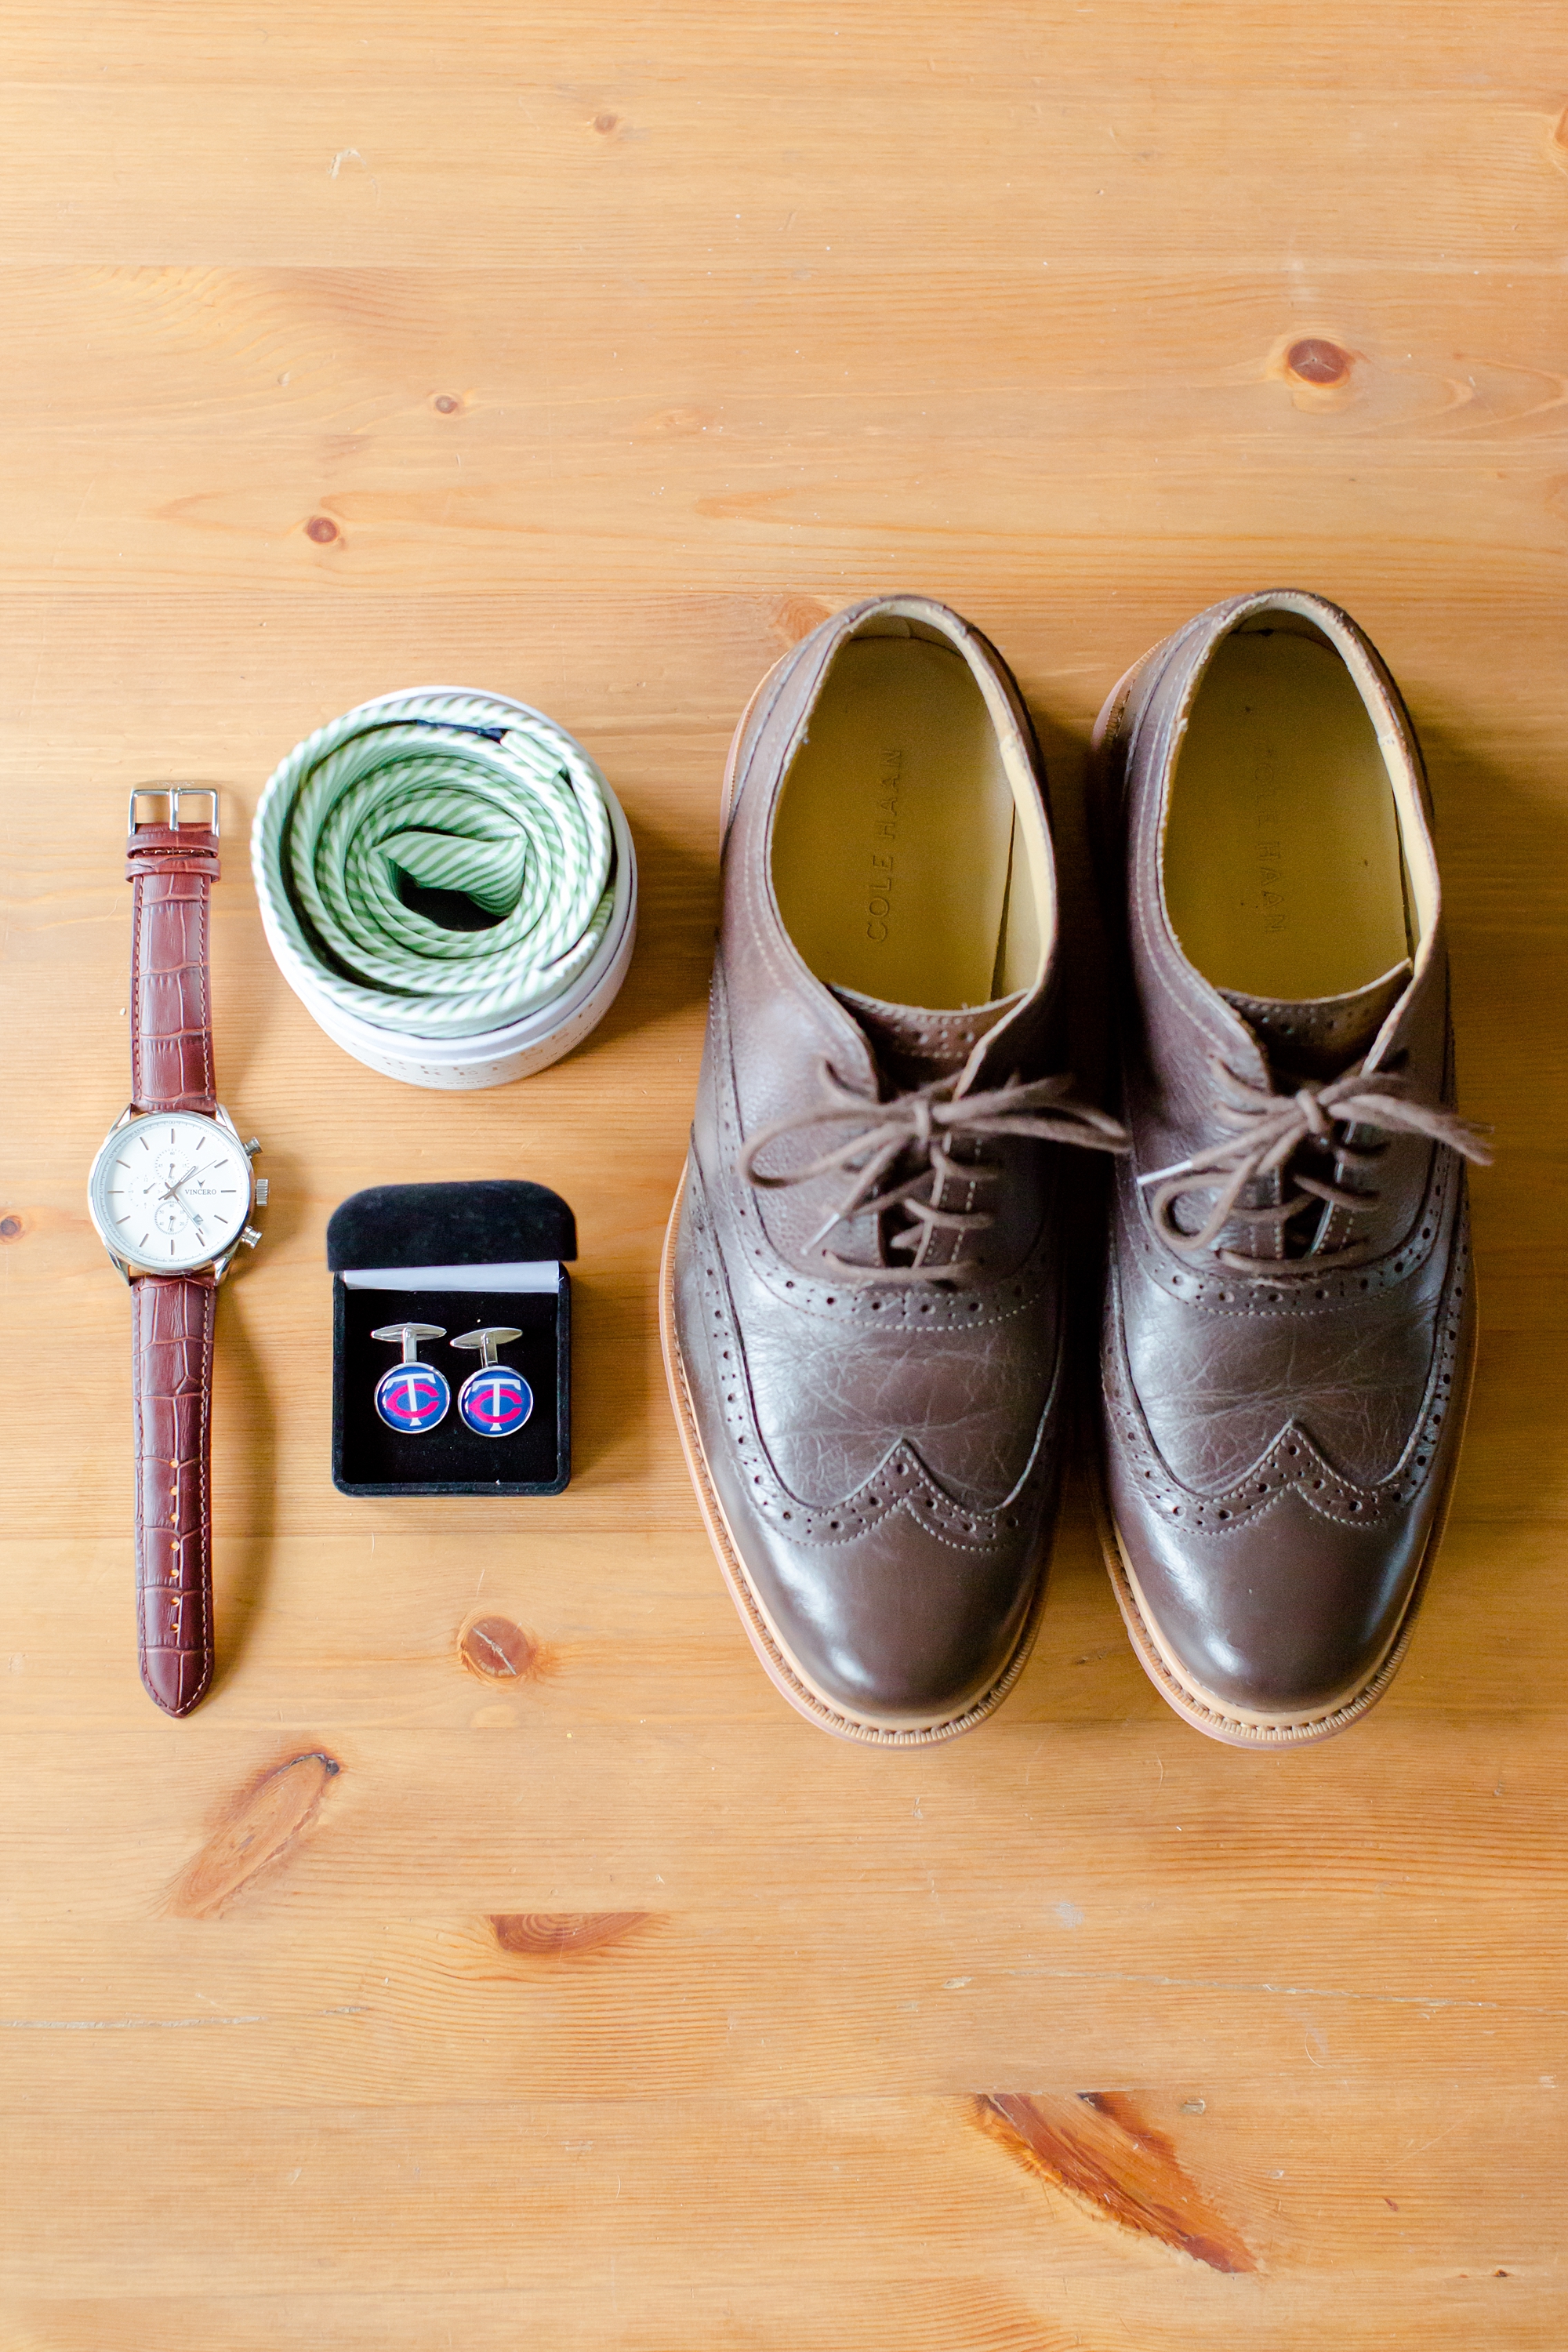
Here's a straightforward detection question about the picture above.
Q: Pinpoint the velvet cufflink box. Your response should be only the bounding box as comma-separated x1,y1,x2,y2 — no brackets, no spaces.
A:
327,1180,574,1497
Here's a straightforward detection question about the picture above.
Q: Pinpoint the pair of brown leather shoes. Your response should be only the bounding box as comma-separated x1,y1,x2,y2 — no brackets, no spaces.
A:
661,593,1488,1748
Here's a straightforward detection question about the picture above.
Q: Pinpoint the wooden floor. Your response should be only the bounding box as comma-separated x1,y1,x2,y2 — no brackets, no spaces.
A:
3,4,1566,2343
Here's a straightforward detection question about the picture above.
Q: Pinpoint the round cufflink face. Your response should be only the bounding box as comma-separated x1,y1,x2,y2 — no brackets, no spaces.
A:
370,1321,450,1433
457,1365,533,1438
375,1359,452,1433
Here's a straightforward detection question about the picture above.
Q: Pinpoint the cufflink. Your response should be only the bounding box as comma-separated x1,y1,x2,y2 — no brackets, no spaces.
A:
371,1323,451,1432
452,1326,532,1438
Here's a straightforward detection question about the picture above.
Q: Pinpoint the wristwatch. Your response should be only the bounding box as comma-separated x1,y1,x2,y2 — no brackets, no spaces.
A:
87,789,267,1716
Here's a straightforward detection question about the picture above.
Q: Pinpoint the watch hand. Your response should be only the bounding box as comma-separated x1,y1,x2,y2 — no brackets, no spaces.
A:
156,1163,205,1203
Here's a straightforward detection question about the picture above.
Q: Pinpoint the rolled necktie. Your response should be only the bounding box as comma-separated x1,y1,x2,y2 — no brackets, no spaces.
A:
252,688,635,1085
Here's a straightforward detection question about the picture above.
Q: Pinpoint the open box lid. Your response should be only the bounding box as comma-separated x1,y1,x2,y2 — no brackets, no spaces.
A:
327,1181,577,1274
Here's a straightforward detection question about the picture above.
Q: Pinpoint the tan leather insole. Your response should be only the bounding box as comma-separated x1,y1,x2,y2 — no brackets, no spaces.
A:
771,637,1034,1008
1163,628,1410,1000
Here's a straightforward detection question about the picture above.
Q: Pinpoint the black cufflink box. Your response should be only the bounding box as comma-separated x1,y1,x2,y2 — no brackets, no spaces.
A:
327,1180,573,1497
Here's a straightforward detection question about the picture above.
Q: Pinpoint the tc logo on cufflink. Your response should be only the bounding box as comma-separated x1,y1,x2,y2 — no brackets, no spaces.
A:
452,1327,533,1438
371,1323,451,1432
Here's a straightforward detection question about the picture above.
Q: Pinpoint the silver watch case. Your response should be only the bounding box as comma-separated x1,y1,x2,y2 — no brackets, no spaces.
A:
89,1103,267,1284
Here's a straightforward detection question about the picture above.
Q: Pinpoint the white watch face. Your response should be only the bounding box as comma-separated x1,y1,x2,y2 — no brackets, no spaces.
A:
89,1112,252,1272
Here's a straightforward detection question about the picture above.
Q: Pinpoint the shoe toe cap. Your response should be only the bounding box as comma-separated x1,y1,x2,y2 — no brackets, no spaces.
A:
727,1491,1049,1730
1108,1469,1431,1723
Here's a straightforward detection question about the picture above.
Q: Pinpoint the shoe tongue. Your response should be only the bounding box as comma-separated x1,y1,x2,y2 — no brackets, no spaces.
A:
831,984,1018,1088
1221,960,1412,1080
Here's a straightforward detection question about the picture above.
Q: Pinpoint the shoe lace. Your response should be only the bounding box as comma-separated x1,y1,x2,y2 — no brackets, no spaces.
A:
1137,1055,1492,1276
740,1061,1129,1286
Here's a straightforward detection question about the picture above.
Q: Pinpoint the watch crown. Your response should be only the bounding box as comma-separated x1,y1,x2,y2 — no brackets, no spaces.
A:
253,1178,270,1205
243,1137,261,1156
240,1225,263,1249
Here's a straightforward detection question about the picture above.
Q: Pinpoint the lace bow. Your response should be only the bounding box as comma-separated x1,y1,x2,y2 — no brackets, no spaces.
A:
1138,1057,1492,1275
741,1062,1128,1285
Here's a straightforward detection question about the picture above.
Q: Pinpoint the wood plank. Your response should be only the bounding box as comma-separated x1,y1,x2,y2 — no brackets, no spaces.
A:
3,1875,1567,2107
2,1512,1565,1724
8,0,1568,94
3,2090,1564,2309
1,78,1563,272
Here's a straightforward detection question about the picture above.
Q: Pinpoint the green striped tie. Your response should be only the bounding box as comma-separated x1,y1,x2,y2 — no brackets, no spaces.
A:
252,688,617,1040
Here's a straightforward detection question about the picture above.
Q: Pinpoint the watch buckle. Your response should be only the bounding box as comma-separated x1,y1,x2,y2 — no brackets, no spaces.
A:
129,785,220,839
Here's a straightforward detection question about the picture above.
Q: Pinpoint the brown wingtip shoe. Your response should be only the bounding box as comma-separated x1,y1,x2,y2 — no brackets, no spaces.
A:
662,596,1125,1744
1093,590,1490,1748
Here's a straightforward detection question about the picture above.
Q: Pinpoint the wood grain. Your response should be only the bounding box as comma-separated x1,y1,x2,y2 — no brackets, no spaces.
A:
2,2,1566,2343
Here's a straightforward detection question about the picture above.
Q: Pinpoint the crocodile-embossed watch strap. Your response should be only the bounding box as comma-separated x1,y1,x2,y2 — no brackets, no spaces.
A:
131,1272,216,1717
126,820,220,1113
125,800,223,1716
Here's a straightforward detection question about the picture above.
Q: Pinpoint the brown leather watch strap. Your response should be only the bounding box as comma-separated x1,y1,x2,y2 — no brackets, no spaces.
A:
131,1272,216,1717
125,796,223,1716
127,820,220,1113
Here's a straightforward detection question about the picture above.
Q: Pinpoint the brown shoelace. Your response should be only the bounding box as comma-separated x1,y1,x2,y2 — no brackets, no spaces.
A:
741,1061,1129,1285
1138,1056,1493,1276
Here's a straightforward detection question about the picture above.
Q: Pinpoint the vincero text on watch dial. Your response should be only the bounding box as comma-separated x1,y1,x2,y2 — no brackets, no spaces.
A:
89,1113,252,1272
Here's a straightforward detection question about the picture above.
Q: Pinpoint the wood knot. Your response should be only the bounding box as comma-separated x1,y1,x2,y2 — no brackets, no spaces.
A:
488,1911,649,1958
1286,337,1350,387
167,1749,343,1918
770,592,833,646
432,393,462,415
639,405,718,439
975,2091,1256,2274
0,1214,23,1241
459,1613,550,1681
305,514,339,543
593,112,620,136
